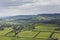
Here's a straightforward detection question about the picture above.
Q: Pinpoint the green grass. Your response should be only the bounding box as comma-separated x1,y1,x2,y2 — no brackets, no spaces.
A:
0,27,13,35
36,32,51,38
34,24,58,31
0,24,60,40
6,32,14,36
0,36,12,40
17,31,38,38
0,36,47,40
52,33,60,39
16,38,47,40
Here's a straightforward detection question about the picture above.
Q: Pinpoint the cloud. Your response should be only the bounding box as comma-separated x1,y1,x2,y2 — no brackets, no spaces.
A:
0,0,33,7
0,0,60,7
0,0,60,17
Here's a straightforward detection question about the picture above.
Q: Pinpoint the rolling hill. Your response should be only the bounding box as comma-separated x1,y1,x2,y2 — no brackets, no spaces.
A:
0,13,60,24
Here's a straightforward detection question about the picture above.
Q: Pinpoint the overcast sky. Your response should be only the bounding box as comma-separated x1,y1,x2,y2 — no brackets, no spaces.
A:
0,0,60,17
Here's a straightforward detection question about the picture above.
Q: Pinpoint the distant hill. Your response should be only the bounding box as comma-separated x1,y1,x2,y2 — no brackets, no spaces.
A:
0,13,60,24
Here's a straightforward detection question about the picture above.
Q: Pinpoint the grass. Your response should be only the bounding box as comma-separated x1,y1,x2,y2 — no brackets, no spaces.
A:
52,33,60,39
0,24,60,40
36,32,51,38
0,27,13,35
17,31,38,38
34,24,58,31
6,32,14,36
0,36,12,40
0,36,47,40
16,38,47,40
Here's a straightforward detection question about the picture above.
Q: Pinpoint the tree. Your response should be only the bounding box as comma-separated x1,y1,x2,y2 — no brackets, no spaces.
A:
0,25,4,30
54,21,60,31
11,23,35,37
12,24,24,37
23,23,35,31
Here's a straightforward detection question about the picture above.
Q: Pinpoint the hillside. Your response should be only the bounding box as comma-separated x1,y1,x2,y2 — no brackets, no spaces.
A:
0,13,60,24
0,13,60,40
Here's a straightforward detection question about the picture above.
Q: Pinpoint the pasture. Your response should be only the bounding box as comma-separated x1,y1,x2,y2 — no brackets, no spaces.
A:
0,24,60,40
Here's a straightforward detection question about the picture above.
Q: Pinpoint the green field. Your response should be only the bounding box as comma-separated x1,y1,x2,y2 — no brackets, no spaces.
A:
52,33,60,39
36,32,51,38
0,27,13,35
0,24,60,40
34,24,58,31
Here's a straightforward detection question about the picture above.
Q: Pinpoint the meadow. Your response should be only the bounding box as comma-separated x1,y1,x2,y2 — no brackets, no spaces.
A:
0,24,60,40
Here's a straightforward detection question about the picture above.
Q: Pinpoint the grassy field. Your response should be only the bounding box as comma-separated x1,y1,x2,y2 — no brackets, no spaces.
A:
17,31,38,38
0,24,60,40
34,24,58,31
0,36,47,40
36,32,51,38
0,27,13,35
52,33,60,39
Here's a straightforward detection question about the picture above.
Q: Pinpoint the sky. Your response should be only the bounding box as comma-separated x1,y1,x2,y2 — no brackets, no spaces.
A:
0,0,60,17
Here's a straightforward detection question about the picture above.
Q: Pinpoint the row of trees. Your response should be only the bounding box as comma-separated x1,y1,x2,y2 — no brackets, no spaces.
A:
0,23,35,37
11,23,35,37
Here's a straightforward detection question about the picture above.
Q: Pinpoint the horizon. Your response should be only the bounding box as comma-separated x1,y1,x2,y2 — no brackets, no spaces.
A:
0,13,60,18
